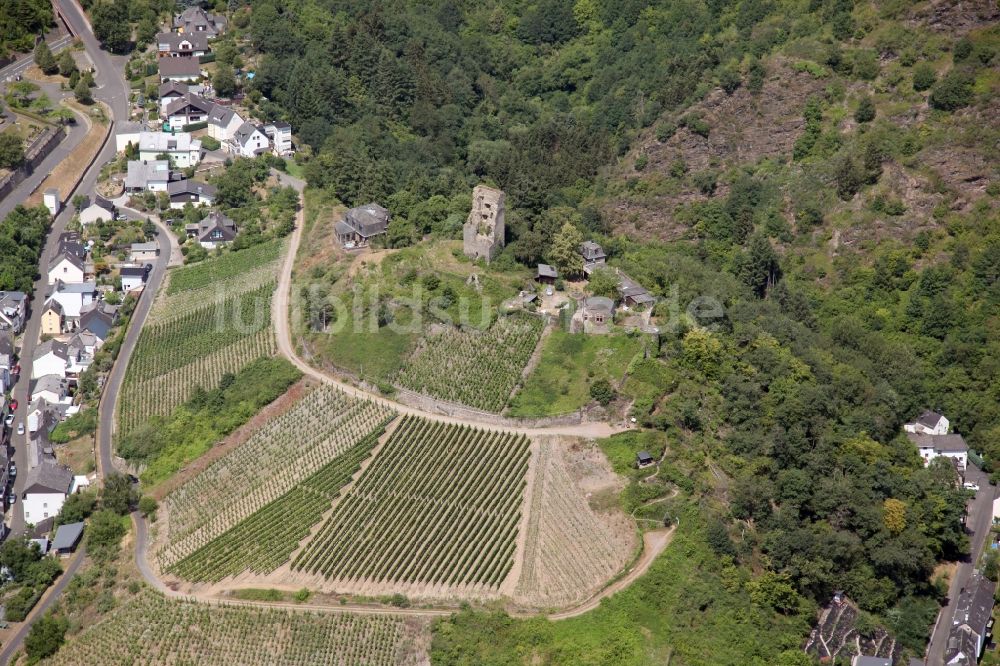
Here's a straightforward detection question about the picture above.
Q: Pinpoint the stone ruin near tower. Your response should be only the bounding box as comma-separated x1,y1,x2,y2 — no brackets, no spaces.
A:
463,185,505,263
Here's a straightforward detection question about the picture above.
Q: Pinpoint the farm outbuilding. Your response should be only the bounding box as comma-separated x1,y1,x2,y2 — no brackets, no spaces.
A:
636,451,654,468
536,264,557,285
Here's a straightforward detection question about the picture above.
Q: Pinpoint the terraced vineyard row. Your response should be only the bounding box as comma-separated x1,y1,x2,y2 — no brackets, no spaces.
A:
514,441,634,607
158,386,394,569
166,239,283,295
151,262,282,326
394,313,545,412
118,328,276,434
43,590,424,666
167,432,383,582
293,415,531,590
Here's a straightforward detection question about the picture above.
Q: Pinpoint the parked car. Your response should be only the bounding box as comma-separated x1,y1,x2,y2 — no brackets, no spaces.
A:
8,399,16,411
7,493,15,506
964,482,980,491
16,423,23,436
115,214,128,221
3,414,12,427
8,465,15,480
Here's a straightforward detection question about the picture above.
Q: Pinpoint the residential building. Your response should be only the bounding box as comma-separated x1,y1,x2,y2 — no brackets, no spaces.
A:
536,264,557,285
225,121,270,157
158,81,189,114
156,31,209,58
907,432,969,470
30,374,69,405
46,281,97,323
130,242,160,262
463,185,505,262
904,410,950,436
31,340,69,379
334,203,390,248
138,131,202,168
166,179,216,208
125,160,171,193
945,570,996,665
580,241,607,274
580,296,614,334
852,658,892,666
158,56,202,83
51,522,85,556
114,121,145,152
173,6,227,38
163,92,214,130
22,461,74,526
619,272,656,309
0,331,14,388
207,104,244,142
0,291,28,333
636,451,654,468
77,194,116,226
78,308,114,346
47,251,85,286
40,300,63,336
262,120,293,155
186,211,237,249
120,266,148,292
57,232,86,261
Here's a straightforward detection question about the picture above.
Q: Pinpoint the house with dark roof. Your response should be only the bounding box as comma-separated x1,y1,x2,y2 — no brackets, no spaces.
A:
51,521,85,556
186,211,237,249
30,374,69,405
79,308,115,344
225,121,270,157
40,299,64,336
156,31,209,58
78,194,116,225
31,340,69,380
158,80,189,112
57,232,86,261
163,92,215,130
120,266,148,292
46,281,97,323
0,290,28,333
945,570,996,665
636,451,654,468
580,241,607,275
536,264,558,285
173,5,227,38
334,203,390,248
906,432,969,470
904,410,950,436
852,657,892,666
22,461,74,525
618,272,656,309
167,179,216,208
158,56,202,83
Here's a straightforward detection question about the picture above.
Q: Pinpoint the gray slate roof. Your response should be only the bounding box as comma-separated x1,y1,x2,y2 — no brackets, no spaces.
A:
156,31,208,53
158,57,201,78
344,203,390,238
24,461,74,495
537,264,557,279
79,308,114,341
33,339,68,362
166,179,216,198
852,657,892,666
164,92,214,117
49,250,84,273
906,432,969,452
32,374,67,397
159,80,189,98
125,160,171,190
52,522,85,550
916,410,945,428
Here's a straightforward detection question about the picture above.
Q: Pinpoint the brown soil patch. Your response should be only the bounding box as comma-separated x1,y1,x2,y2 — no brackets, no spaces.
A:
149,378,311,501
907,0,1000,35
55,434,97,475
26,100,109,207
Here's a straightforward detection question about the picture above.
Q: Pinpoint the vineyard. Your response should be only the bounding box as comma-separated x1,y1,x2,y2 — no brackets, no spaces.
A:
43,590,428,665
513,440,636,608
158,385,394,575
292,415,531,594
119,285,276,436
166,240,283,295
119,242,283,439
394,313,545,412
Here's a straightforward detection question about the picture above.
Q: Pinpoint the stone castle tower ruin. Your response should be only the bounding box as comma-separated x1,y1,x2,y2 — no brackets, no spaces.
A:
463,185,505,263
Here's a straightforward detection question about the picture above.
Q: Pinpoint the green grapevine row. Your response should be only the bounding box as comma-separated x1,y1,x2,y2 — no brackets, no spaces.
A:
166,239,283,295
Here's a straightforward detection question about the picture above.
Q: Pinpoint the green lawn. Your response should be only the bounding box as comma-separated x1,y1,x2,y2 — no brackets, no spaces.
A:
509,332,645,417
319,326,416,386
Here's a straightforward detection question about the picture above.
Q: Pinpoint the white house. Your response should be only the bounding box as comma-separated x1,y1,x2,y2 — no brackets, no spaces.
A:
156,31,209,58
130,242,160,262
0,290,28,334
163,92,214,131
907,432,968,470
114,121,144,152
120,266,147,292
78,195,116,226
225,122,269,158
207,104,243,141
23,461,74,526
138,131,202,168
167,179,216,208
31,340,69,380
263,121,293,155
124,160,171,193
904,410,950,436
173,5,227,38
47,281,97,322
30,374,69,405
47,252,84,286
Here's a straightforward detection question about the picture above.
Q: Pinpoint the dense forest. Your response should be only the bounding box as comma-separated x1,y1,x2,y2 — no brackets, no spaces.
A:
0,0,52,58
236,0,1000,661
0,205,51,292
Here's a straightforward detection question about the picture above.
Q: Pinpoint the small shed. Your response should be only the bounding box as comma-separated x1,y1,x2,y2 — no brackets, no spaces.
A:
536,264,558,285
636,450,654,468
29,538,49,555
51,521,85,556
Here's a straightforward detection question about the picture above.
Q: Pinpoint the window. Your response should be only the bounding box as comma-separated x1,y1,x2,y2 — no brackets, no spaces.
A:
42,502,47,508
